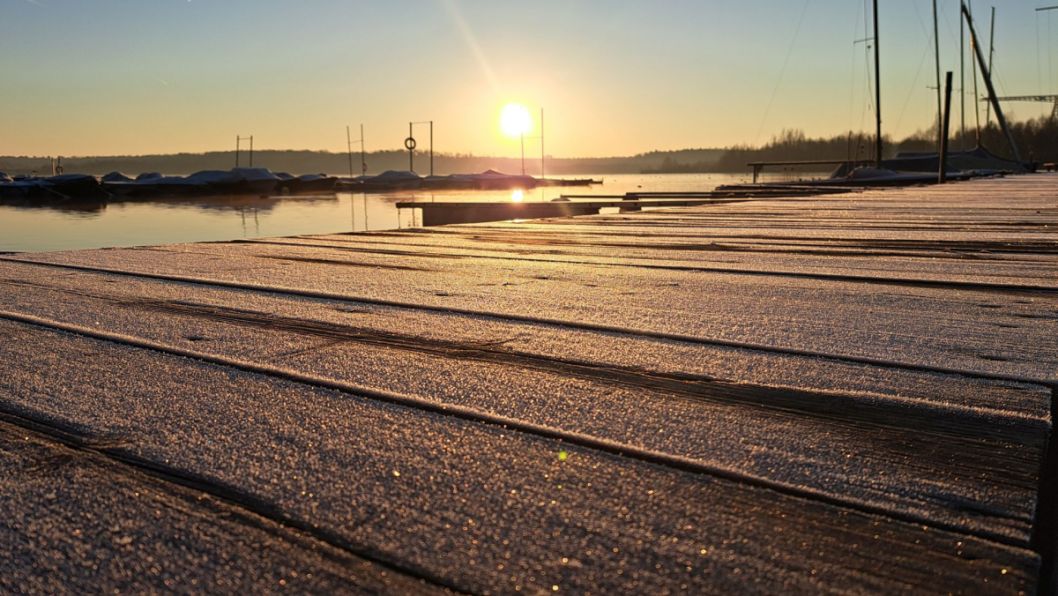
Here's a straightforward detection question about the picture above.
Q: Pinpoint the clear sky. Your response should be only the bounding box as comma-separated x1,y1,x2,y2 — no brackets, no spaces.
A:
1,0,1054,157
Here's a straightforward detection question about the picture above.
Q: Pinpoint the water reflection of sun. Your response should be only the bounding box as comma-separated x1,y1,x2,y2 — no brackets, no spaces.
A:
511,189,524,202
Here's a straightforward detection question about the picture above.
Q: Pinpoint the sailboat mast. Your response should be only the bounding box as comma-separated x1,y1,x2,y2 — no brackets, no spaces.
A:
960,8,966,148
970,3,981,145
346,125,354,179
360,123,366,176
985,6,996,126
961,2,1022,164
933,0,942,153
873,0,882,167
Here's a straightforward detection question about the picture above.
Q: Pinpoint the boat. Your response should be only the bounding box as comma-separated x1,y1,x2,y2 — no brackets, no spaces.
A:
0,173,109,203
105,168,283,197
276,173,338,194
104,172,200,197
460,169,536,190
230,167,282,195
340,170,424,192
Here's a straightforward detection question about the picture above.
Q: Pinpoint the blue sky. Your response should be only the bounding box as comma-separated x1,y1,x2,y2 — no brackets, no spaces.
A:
1,0,1054,156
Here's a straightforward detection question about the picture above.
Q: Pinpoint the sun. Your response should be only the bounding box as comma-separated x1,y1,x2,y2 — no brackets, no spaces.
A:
500,103,532,138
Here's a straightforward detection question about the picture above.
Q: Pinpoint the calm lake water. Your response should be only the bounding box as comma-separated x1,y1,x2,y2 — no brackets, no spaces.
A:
0,173,772,253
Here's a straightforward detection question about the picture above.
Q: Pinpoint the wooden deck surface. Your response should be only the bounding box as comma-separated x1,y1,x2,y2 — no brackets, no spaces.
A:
0,175,1055,593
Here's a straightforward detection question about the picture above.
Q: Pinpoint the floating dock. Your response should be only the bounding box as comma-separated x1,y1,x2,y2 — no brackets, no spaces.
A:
0,175,1055,593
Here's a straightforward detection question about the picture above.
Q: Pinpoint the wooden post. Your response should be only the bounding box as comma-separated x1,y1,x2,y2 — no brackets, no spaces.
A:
940,71,953,183
429,121,434,177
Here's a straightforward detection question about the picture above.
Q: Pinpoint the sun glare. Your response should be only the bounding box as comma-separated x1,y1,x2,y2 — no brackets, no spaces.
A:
500,103,532,138
511,189,524,202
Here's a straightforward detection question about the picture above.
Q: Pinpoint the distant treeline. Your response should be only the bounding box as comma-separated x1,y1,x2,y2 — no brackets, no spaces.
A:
0,148,726,177
895,116,1058,165
2,116,1054,176
710,116,1058,172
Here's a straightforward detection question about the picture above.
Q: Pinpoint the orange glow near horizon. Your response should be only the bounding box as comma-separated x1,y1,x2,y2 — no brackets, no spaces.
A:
3,3,1052,158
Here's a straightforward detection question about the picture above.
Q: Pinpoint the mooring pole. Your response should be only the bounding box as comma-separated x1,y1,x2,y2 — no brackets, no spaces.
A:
235,135,240,168
520,133,526,176
873,0,883,168
429,120,434,177
409,122,414,172
249,136,254,167
360,123,367,176
940,71,953,183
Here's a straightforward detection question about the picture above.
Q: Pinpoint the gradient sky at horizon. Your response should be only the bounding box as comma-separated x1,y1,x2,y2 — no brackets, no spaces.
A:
2,0,1055,158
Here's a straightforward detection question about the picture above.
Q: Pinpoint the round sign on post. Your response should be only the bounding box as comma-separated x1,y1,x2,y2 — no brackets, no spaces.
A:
404,136,417,151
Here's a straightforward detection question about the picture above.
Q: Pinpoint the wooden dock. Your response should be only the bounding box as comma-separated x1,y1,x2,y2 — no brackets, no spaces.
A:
0,175,1056,593
398,198,738,226
398,187,857,226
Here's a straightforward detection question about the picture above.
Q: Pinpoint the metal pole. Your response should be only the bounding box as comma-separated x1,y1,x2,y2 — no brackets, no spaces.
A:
962,2,1022,164
429,120,434,177
985,6,996,126
249,135,253,167
361,123,366,176
520,133,525,176
540,108,545,179
346,125,354,178
409,122,414,172
940,71,953,183
235,135,240,168
873,0,882,167
933,0,943,154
